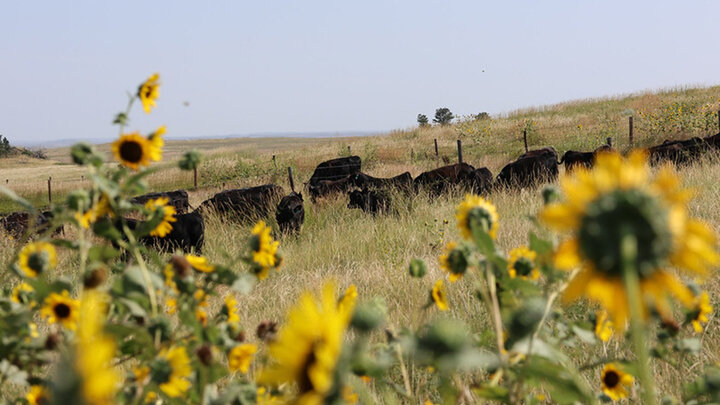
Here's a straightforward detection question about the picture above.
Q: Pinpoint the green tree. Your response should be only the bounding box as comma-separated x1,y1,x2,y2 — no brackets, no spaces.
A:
433,108,454,125
417,114,429,127
0,135,11,157
474,112,490,121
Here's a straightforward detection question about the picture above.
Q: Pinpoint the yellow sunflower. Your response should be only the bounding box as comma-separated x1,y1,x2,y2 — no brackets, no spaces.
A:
138,73,160,113
259,282,353,404
196,308,208,326
148,125,166,162
154,346,192,398
75,291,119,405
11,282,35,305
75,194,112,229
26,385,50,405
41,290,80,330
594,310,614,342
186,254,214,272
431,280,449,311
145,197,177,237
112,132,156,171
228,343,257,373
690,291,713,333
600,363,634,401
250,221,281,279
439,242,468,282
338,284,358,314
540,151,719,328
17,241,57,278
456,194,499,240
507,246,540,281
224,294,240,324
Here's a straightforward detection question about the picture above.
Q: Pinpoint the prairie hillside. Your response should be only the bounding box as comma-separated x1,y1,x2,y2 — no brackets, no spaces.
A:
2,85,720,401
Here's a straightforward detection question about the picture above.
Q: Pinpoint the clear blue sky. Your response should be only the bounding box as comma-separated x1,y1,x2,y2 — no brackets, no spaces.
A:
2,1,719,145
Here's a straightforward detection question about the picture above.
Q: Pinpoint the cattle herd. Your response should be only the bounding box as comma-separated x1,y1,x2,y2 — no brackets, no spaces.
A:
2,131,719,254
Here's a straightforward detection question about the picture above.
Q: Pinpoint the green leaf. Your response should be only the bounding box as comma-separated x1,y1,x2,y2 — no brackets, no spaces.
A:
571,325,598,345
231,274,256,295
472,385,510,402
117,297,148,319
0,186,34,212
88,246,121,262
676,338,702,355
529,232,553,255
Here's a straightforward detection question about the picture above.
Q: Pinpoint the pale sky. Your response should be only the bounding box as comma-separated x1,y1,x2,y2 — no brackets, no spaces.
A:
2,1,719,146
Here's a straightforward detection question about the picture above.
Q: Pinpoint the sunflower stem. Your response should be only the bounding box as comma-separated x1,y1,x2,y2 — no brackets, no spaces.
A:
485,262,507,363
621,232,657,405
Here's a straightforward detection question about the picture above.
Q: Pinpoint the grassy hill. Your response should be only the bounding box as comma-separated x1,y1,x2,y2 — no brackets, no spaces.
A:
2,85,720,401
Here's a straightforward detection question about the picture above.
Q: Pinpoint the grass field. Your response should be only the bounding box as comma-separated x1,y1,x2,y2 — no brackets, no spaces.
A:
2,85,720,402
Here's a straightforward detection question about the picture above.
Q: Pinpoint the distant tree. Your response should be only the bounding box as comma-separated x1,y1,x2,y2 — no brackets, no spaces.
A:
474,112,490,121
0,135,11,157
433,108,454,125
417,114,429,127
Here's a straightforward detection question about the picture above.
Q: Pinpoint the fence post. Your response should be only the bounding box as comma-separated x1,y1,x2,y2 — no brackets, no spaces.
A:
457,139,463,163
272,155,277,169
434,139,439,167
287,167,295,192
523,129,528,153
717,111,719,133
607,137,613,148
629,116,634,147
411,149,414,160
347,145,351,155
47,177,52,204
193,167,198,190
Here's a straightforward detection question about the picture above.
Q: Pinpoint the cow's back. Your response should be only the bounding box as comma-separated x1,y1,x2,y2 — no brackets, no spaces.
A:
308,156,362,186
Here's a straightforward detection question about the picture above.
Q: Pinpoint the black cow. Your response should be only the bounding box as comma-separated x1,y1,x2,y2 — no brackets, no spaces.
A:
115,211,205,253
559,145,613,173
413,163,477,196
703,132,720,149
130,190,190,214
308,156,362,187
649,137,707,166
470,167,493,195
348,189,390,214
308,176,354,202
496,147,560,188
275,192,305,234
350,172,413,192
0,210,62,238
198,185,284,221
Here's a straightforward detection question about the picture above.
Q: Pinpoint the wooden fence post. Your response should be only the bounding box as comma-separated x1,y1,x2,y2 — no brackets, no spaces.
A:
629,116,634,147
287,167,295,192
457,139,463,163
272,155,277,170
193,167,198,190
434,139,439,167
523,130,528,153
47,177,52,204
347,145,351,155
607,137,613,148
717,111,719,133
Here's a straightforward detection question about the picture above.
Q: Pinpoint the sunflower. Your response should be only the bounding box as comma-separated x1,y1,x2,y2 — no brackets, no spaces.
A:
439,242,468,282
431,280,449,311
259,282,353,404
75,194,112,229
600,363,634,401
690,291,713,333
186,254,214,272
41,290,80,330
112,132,155,171
196,308,208,326
250,221,281,279
17,241,57,278
148,125,166,162
138,73,160,114
228,343,257,373
145,197,177,237
338,284,357,314
507,246,540,281
594,310,614,342
153,346,192,398
26,385,50,405
540,151,719,328
224,294,240,324
11,282,35,305
75,291,119,405
456,194,499,240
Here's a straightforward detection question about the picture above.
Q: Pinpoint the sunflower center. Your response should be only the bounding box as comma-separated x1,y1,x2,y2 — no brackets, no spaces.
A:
119,140,143,163
298,343,319,393
578,189,672,278
249,235,261,252
27,252,47,274
151,359,173,384
603,370,620,388
513,257,534,277
53,303,71,319
447,249,468,275
466,207,493,235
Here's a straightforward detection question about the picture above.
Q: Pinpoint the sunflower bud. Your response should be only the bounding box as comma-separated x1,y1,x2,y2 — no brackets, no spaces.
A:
83,266,109,289
505,298,546,349
71,142,104,167
417,318,469,358
196,345,213,366
45,333,60,350
66,190,90,211
541,185,561,205
256,320,278,342
351,299,387,332
408,258,427,278
170,255,192,279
